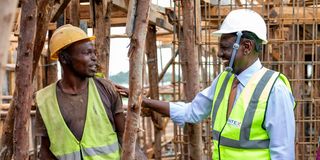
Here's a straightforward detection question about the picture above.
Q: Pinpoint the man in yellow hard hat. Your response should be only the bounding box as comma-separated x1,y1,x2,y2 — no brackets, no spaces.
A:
117,9,295,159
34,24,145,159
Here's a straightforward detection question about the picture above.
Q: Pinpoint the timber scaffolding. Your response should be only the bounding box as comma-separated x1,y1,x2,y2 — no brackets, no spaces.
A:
0,0,320,159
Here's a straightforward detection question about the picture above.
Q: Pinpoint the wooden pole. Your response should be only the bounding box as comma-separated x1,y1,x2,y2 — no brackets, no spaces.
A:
121,0,151,159
104,1,112,78
146,24,162,160
45,30,58,86
92,0,112,78
0,0,18,106
0,91,16,160
13,0,37,159
181,0,202,159
69,0,80,26
32,0,55,78
0,1,55,159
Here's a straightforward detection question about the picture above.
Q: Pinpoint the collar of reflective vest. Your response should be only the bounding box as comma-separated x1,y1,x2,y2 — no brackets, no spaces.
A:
210,67,292,160
36,78,120,160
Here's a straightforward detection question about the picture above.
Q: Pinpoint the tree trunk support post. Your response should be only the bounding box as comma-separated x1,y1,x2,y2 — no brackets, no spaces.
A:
121,0,151,159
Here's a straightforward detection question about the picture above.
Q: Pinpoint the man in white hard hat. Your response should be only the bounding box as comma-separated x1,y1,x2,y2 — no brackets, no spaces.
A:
118,9,295,159
35,24,146,159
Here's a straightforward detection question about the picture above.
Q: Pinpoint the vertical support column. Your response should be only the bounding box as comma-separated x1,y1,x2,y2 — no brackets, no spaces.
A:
146,24,162,160
32,0,55,78
121,0,151,159
104,1,112,78
181,0,202,159
69,0,80,26
92,0,111,78
45,30,58,86
13,0,37,159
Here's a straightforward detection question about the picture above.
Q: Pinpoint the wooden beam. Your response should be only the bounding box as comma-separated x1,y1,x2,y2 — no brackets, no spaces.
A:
149,8,173,32
13,0,37,158
202,5,266,18
69,0,80,26
125,0,137,36
181,0,202,159
195,0,201,43
269,6,320,25
0,104,10,110
44,30,58,86
50,0,72,22
113,0,173,32
235,0,243,7
48,22,57,30
77,2,173,31
121,0,150,158
32,0,55,79
92,0,112,77
79,4,127,26
6,64,15,71
145,24,162,160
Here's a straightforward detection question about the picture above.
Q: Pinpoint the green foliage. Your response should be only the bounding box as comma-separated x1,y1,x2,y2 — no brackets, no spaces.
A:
110,71,178,85
110,71,129,84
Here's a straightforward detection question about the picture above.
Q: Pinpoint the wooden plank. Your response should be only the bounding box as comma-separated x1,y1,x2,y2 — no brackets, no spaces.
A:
6,64,15,71
78,2,173,31
50,0,72,22
121,0,150,159
149,8,173,32
202,6,266,17
0,104,10,110
0,96,13,100
195,0,201,43
125,0,137,36
48,22,57,30
113,0,173,32
269,6,320,24
82,5,126,18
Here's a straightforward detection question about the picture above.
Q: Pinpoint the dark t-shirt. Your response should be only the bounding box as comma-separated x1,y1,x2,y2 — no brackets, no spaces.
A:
35,78,123,141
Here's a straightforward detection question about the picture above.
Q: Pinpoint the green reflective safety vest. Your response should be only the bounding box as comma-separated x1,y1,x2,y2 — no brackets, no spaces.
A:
211,67,293,160
36,78,120,160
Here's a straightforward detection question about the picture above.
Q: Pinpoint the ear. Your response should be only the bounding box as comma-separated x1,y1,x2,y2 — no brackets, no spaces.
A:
58,52,70,64
242,40,254,55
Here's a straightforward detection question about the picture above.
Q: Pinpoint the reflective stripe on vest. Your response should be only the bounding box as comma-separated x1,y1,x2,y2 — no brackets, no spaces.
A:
210,68,292,160
57,142,119,160
36,78,120,160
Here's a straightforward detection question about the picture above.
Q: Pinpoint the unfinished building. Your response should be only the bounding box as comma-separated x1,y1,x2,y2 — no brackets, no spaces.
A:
0,0,319,159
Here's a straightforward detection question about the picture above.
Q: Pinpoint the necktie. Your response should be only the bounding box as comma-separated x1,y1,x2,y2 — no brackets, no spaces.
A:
227,77,240,117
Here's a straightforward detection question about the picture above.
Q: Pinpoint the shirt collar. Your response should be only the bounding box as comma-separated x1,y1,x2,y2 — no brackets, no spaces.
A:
235,59,263,87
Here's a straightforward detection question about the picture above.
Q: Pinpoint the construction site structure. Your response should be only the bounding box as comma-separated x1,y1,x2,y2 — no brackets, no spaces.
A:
0,0,320,159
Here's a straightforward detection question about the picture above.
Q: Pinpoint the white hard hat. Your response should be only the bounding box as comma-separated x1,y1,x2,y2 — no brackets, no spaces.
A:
212,9,268,44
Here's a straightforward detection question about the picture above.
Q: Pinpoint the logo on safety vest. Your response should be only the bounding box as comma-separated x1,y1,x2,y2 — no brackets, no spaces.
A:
227,118,242,128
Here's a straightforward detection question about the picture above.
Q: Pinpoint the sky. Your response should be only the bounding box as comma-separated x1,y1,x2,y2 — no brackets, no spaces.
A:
108,27,173,76
107,0,173,76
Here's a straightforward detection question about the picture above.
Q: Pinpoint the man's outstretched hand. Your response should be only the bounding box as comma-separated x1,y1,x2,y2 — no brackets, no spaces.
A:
114,84,154,116
114,84,129,97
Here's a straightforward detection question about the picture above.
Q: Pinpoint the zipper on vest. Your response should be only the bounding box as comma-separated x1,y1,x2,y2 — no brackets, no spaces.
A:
217,119,229,160
80,143,84,160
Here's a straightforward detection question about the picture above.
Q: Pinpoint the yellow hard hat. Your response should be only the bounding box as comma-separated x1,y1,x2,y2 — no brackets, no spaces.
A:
49,24,95,60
